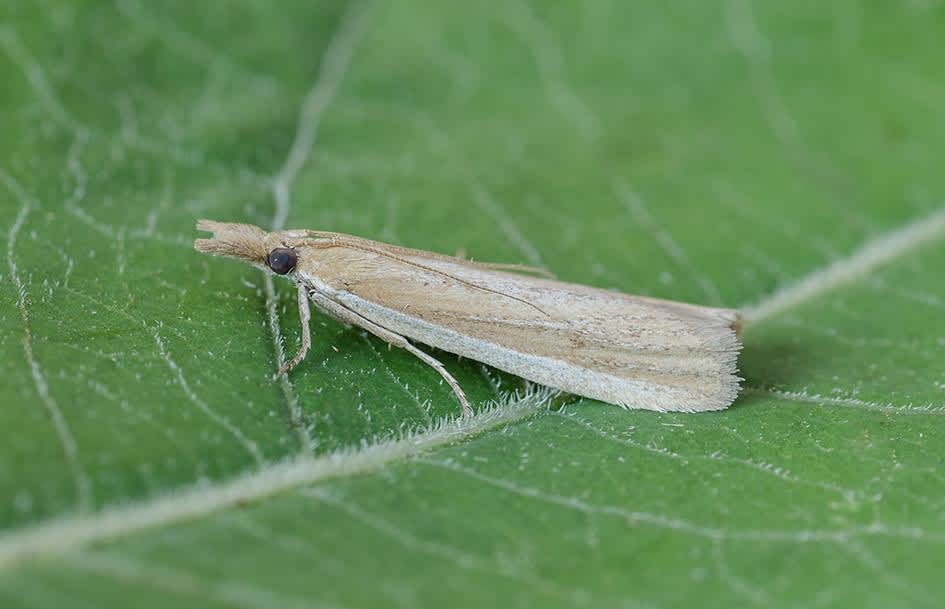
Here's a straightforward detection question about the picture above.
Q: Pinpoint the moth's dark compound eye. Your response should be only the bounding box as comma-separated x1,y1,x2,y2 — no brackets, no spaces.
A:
267,248,297,275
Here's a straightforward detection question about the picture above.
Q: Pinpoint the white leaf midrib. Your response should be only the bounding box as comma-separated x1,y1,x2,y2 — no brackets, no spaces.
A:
0,388,555,569
743,206,945,323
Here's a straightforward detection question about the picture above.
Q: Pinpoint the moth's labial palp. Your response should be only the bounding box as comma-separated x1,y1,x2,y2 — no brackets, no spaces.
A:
267,248,298,275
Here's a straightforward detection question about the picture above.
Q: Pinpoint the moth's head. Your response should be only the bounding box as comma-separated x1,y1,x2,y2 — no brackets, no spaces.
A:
194,220,305,276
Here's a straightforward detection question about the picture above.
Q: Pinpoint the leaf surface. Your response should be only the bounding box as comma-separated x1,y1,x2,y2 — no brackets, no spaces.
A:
1,1,944,607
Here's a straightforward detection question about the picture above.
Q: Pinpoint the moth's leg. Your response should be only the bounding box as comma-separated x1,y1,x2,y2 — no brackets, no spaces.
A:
308,290,473,419
279,283,312,375
402,343,472,419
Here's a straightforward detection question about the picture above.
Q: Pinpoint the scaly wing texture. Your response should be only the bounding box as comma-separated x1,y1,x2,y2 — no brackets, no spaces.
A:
302,243,741,411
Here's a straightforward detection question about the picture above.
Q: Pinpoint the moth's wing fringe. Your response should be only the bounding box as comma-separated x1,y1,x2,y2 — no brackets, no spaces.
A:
621,307,742,413
707,308,743,411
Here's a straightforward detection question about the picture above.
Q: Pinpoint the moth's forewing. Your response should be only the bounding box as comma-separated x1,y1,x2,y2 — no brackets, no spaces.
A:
295,239,741,412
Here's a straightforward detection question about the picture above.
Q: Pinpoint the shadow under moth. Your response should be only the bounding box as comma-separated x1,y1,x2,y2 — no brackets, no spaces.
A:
195,220,742,418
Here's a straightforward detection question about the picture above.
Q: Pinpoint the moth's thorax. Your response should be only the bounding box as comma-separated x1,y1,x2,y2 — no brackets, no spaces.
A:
292,248,328,274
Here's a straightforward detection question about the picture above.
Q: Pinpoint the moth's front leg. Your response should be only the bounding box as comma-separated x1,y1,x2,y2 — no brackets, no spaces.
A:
306,289,473,420
279,283,312,375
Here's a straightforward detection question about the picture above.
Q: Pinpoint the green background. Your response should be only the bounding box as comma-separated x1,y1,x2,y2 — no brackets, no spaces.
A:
2,0,944,607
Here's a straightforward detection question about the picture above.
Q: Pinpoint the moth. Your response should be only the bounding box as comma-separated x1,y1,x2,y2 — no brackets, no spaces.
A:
195,220,742,418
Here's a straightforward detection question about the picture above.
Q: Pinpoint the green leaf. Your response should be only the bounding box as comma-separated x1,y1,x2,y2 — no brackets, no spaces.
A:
2,1,944,607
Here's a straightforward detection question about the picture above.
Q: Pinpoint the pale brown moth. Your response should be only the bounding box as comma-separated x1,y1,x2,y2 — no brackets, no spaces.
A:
195,220,742,418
